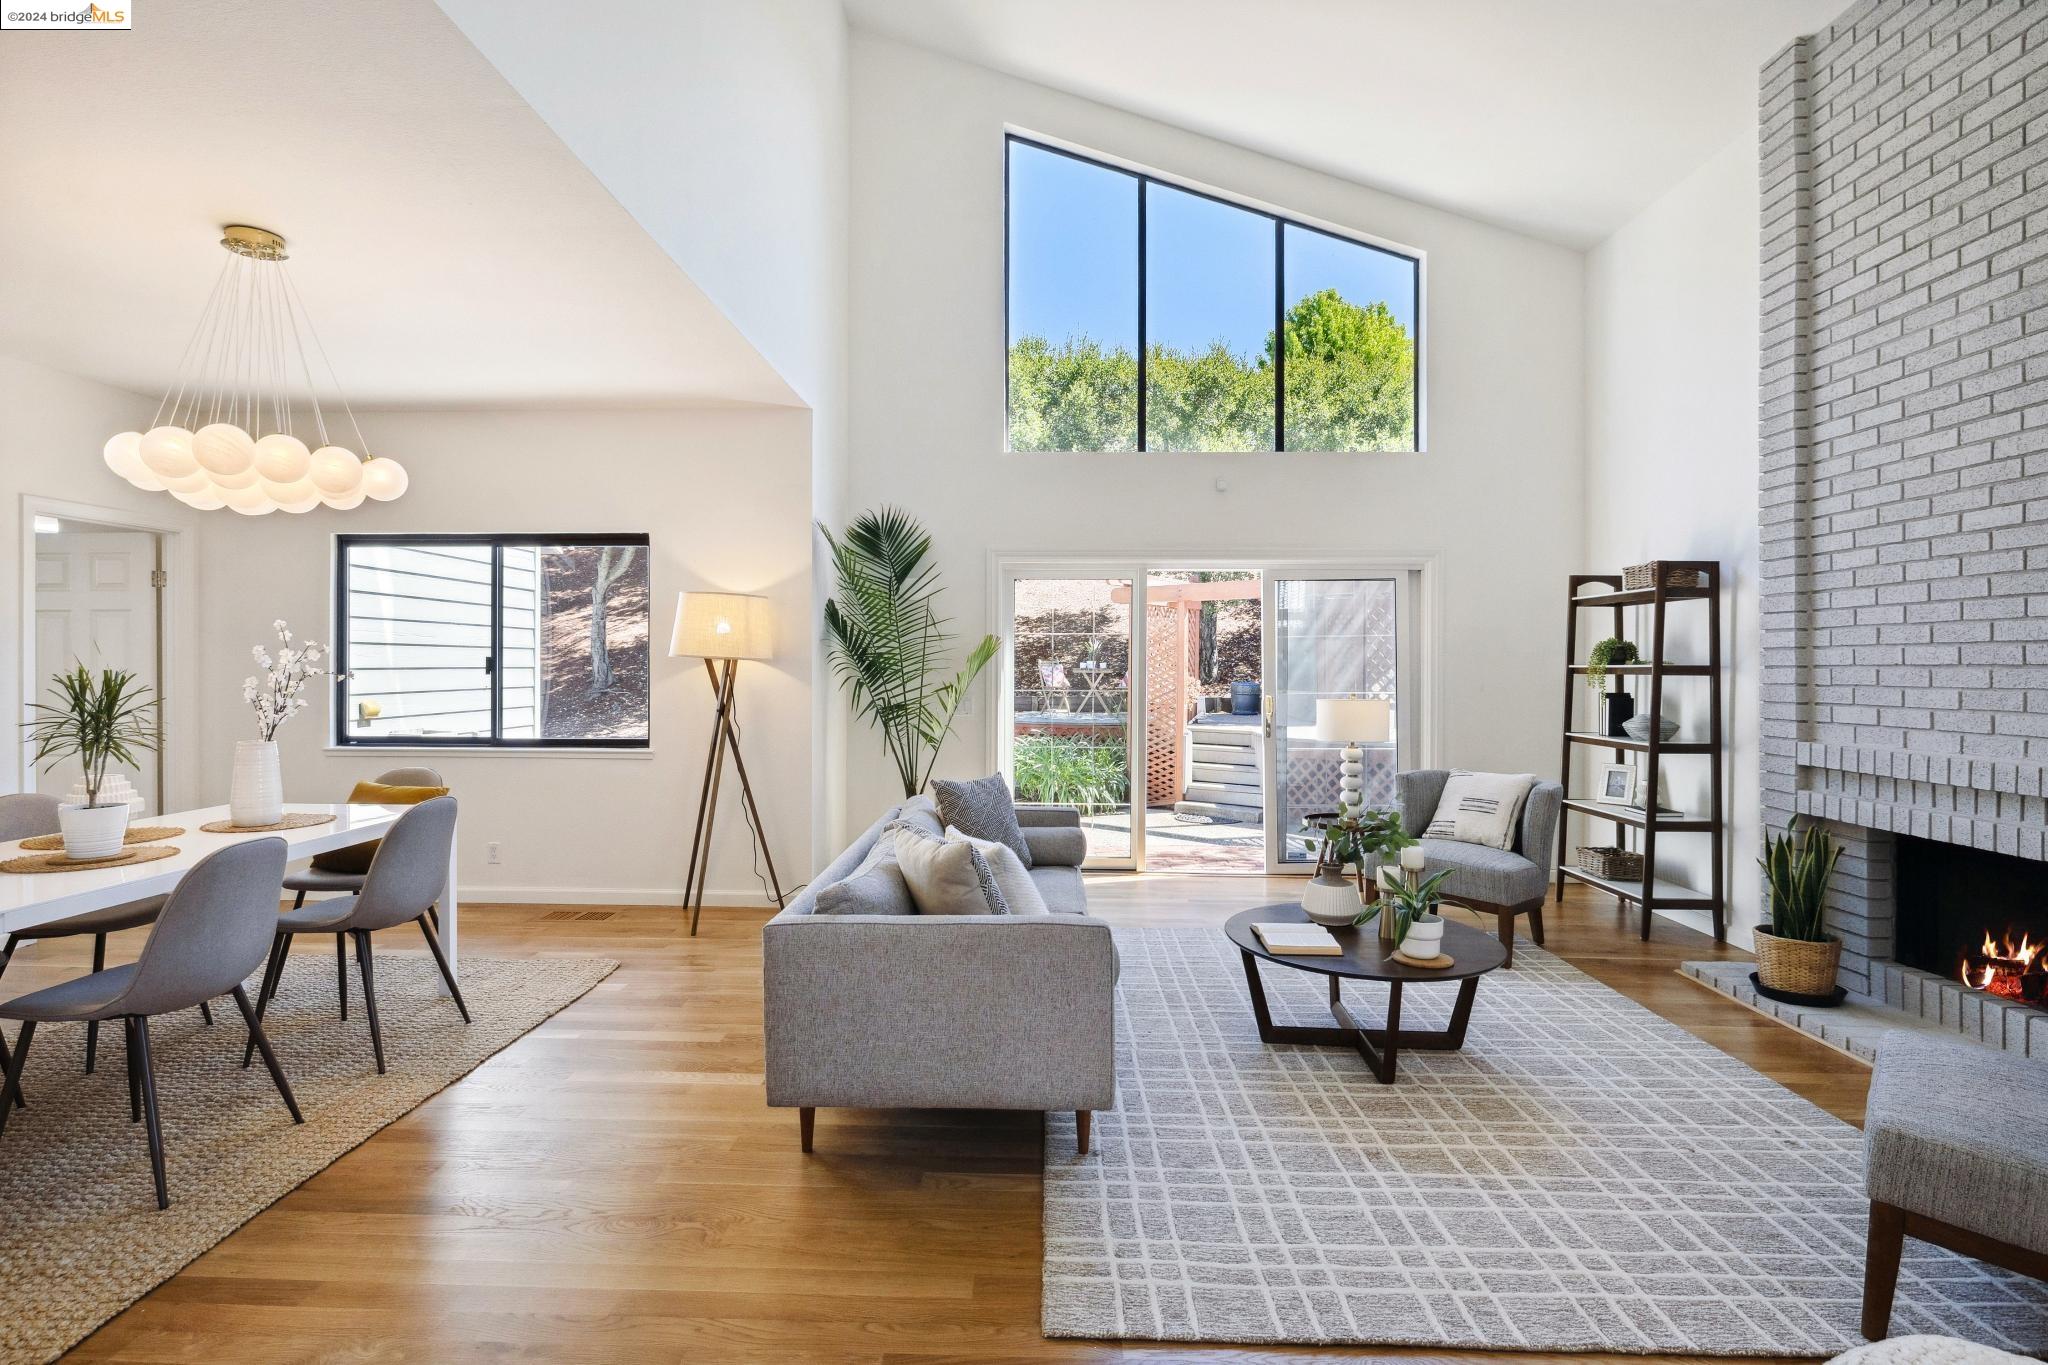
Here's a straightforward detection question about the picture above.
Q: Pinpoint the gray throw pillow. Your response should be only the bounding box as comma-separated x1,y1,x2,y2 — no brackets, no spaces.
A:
931,773,1033,867
945,826,1049,915
891,823,1009,915
814,832,914,916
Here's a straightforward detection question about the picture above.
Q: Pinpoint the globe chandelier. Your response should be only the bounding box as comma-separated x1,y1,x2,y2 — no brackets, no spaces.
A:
101,225,407,515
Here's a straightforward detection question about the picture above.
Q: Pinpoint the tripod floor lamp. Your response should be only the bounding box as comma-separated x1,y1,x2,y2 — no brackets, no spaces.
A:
672,591,785,935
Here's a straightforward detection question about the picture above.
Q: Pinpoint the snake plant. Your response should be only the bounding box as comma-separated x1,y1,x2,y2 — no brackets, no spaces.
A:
1758,818,1841,942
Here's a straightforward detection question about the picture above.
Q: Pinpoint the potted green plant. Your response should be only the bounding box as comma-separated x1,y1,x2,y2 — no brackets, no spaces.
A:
820,507,998,799
1586,636,1639,736
1299,807,1414,927
26,664,161,860
1754,817,1844,999
1364,865,1454,958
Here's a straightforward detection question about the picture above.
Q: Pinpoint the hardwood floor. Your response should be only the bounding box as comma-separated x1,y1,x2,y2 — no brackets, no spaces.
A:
3,879,1867,1363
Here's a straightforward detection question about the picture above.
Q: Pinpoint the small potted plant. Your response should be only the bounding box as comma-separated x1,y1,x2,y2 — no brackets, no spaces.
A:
1586,636,1639,737
1299,807,1414,927
1364,864,1454,959
26,664,161,860
1754,817,1844,1000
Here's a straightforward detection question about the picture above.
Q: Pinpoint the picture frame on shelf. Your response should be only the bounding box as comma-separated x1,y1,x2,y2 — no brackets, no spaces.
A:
1597,761,1637,805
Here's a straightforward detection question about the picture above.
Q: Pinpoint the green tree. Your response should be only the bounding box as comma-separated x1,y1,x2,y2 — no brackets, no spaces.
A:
1005,288,1414,453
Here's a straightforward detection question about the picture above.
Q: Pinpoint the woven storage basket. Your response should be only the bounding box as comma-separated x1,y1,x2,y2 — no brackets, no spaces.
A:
1753,928,1842,997
1622,561,1704,592
1578,845,1644,880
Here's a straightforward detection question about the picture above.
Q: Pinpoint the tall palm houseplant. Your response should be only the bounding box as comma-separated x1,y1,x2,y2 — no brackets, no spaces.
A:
1753,817,1845,999
821,507,998,799
26,664,162,859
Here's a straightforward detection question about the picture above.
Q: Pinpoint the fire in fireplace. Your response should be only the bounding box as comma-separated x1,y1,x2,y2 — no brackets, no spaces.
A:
1894,834,2048,1000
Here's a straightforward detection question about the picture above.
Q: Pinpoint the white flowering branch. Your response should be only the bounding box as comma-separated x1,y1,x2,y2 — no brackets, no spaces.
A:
241,619,340,742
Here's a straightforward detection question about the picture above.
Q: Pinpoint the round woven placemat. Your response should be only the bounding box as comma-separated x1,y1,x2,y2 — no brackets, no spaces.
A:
0,844,180,875
198,813,336,834
18,825,184,852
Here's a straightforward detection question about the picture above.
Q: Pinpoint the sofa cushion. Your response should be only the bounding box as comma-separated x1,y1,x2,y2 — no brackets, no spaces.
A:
946,826,1048,914
1421,770,1536,850
893,795,945,840
1030,866,1088,917
931,774,1033,867
1023,824,1088,868
813,831,914,916
1866,1031,2048,1255
892,823,1008,915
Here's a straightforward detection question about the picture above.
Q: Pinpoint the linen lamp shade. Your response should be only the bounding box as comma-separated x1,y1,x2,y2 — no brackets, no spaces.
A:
1312,696,1391,744
670,592,772,661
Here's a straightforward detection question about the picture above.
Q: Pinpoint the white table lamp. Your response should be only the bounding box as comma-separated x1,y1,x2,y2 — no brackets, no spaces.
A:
1312,696,1391,817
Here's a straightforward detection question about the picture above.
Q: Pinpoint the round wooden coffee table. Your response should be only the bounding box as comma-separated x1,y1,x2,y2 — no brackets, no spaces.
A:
1224,903,1508,1083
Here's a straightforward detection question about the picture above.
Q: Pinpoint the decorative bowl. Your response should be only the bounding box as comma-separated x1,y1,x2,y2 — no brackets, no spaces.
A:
1622,715,1680,743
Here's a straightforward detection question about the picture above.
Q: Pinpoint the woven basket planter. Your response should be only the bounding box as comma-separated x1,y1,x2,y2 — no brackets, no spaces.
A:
1622,561,1705,592
1578,845,1644,881
1753,928,1842,997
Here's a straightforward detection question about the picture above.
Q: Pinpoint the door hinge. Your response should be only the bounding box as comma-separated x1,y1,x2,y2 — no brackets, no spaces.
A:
149,569,168,589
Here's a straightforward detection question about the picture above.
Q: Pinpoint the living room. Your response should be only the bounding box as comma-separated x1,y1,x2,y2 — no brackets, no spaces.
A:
0,0,2043,1361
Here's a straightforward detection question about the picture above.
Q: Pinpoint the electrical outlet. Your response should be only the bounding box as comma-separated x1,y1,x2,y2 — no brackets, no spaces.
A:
485,841,501,865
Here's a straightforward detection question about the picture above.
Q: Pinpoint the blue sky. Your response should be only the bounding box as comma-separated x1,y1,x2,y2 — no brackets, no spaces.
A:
1008,141,1417,358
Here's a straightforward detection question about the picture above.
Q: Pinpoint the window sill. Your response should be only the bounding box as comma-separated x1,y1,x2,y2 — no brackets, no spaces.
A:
322,745,654,759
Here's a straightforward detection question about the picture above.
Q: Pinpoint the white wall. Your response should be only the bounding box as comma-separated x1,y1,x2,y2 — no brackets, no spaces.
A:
185,405,815,907
842,35,1587,824
435,0,853,862
1583,130,1761,945
0,355,204,810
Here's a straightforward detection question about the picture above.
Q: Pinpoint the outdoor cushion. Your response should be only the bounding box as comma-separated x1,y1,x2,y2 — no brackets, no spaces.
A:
891,824,1008,916
1023,824,1087,868
308,780,449,874
1865,1031,2048,1255
931,774,1033,867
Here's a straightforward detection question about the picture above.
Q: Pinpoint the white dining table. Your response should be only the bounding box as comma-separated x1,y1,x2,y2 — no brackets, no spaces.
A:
0,802,457,987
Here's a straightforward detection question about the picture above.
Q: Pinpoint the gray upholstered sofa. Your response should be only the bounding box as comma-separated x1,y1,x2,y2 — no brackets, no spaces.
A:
1366,769,1563,966
762,795,1116,1155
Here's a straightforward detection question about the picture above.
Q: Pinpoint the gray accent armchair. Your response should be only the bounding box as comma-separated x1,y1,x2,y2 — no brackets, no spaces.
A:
1368,770,1562,967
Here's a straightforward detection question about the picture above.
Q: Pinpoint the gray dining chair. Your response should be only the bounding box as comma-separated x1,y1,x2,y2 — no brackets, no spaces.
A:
281,767,445,1024
247,796,466,1075
0,838,302,1210
0,793,210,1078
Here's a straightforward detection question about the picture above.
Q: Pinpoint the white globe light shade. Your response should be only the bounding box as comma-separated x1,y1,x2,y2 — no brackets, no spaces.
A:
173,485,227,511
163,465,214,495
193,423,257,478
103,431,145,479
276,486,325,514
221,482,274,514
309,445,363,495
253,432,311,484
360,457,408,502
207,459,260,490
321,485,367,511
139,426,198,479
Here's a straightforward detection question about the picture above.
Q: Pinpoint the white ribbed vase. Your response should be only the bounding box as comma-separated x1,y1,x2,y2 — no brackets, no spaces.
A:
229,739,283,827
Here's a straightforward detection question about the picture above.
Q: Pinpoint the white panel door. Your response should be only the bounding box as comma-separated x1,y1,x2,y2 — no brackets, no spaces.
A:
31,529,161,812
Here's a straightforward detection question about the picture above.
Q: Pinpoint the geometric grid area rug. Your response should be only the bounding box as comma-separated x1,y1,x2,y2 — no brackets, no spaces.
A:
0,952,616,1365
1044,927,2048,1356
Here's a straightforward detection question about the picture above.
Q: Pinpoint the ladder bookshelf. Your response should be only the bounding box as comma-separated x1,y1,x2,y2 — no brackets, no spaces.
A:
1554,562,1725,942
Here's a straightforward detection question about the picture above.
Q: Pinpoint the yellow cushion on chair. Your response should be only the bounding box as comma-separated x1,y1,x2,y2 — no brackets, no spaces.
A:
307,781,450,874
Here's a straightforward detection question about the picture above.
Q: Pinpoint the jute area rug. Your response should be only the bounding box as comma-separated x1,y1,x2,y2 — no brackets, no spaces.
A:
0,952,616,1365
1043,928,2048,1356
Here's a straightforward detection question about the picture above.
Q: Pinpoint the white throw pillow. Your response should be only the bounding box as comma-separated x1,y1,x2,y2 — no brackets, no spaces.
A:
891,824,1009,915
1423,771,1537,850
946,825,1049,915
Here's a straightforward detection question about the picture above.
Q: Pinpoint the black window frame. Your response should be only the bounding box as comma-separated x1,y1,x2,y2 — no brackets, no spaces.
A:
1003,133,1425,454
332,531,653,750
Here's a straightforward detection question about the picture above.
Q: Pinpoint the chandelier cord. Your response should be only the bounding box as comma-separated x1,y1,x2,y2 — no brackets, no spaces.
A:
282,263,367,459
151,256,233,432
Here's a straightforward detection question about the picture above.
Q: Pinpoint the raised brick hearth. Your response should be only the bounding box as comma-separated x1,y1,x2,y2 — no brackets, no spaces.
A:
1746,0,2048,1057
